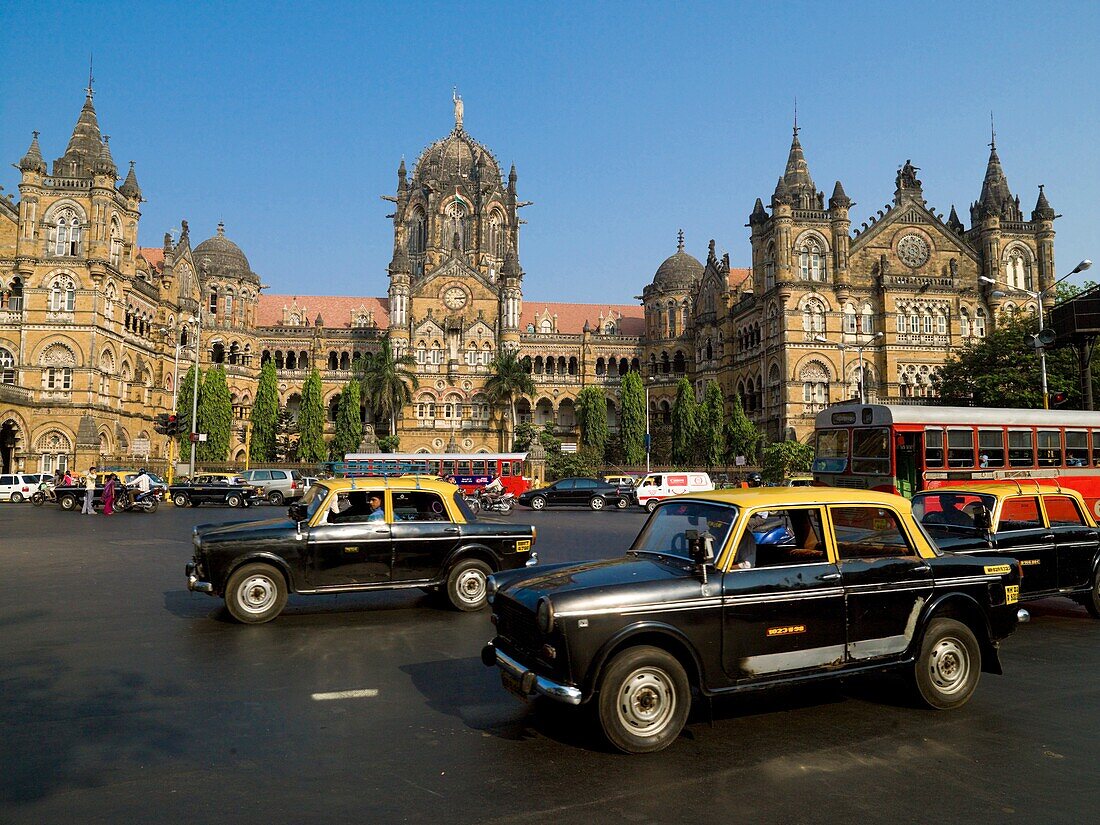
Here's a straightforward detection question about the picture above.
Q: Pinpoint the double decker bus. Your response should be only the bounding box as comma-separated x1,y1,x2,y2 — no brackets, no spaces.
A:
333,452,530,496
813,403,1100,517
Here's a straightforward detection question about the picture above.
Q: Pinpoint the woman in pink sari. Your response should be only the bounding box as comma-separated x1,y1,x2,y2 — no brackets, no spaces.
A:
103,474,116,516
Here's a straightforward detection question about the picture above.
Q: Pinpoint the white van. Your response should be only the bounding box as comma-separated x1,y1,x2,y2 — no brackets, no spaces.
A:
635,472,714,512
0,473,40,503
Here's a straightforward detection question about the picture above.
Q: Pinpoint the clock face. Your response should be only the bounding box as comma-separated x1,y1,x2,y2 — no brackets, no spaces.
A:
897,233,930,268
443,287,467,310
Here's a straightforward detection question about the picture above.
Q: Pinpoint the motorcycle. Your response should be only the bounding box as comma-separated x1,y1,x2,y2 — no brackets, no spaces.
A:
31,480,57,506
477,489,515,515
118,487,160,513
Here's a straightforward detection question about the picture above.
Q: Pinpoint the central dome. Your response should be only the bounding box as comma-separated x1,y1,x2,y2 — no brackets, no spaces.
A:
412,128,502,187
652,235,704,290
193,223,257,283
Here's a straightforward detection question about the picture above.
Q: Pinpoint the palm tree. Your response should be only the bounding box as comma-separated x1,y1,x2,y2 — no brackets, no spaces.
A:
360,339,419,438
485,349,535,449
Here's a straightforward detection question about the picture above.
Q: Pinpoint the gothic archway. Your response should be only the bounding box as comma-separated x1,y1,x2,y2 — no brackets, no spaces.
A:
1,418,21,473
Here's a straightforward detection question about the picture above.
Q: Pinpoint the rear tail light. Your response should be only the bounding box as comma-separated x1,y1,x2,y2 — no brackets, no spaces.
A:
290,481,298,489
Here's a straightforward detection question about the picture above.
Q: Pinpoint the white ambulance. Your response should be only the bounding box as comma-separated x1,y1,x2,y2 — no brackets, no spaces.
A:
634,472,714,512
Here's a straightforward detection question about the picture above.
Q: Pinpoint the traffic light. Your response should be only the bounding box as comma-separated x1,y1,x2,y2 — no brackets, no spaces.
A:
1051,391,1069,406
154,413,171,434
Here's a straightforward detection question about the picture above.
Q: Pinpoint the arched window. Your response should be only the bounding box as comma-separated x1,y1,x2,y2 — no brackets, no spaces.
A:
975,308,987,338
0,347,15,384
667,301,677,337
860,304,874,334
936,313,947,335
923,314,933,335
340,351,350,371
54,208,82,257
211,342,225,364
1,276,23,311
35,429,72,475
767,303,779,338
673,351,686,374
800,361,829,406
799,237,826,282
1005,248,1033,291
49,275,76,312
489,210,506,259
328,351,339,371
802,298,826,333
208,286,219,316
224,289,234,323
407,207,427,258
445,201,468,250
768,362,781,406
764,243,776,291
109,218,123,268
41,343,76,390
959,308,971,337
539,318,553,333
843,303,857,334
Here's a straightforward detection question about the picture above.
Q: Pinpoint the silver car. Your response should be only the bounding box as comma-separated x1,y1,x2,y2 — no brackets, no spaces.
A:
239,468,306,505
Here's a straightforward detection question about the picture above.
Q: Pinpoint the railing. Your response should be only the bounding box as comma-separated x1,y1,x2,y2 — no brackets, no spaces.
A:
0,384,32,403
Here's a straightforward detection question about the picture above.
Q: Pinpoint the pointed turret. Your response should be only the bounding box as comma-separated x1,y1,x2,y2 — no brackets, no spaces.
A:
19,131,47,174
1032,185,1055,222
397,157,407,191
53,92,103,176
974,138,1022,221
749,197,768,226
120,161,142,199
508,163,517,190
829,180,851,210
502,248,520,279
946,205,965,233
94,135,117,178
772,124,823,209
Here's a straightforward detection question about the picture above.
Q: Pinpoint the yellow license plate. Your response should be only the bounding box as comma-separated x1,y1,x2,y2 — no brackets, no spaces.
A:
515,539,531,553
501,669,527,700
1006,585,1019,605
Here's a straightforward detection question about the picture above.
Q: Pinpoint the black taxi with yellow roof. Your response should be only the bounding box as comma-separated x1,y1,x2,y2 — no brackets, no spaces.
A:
912,481,1100,617
186,476,537,623
483,486,1025,754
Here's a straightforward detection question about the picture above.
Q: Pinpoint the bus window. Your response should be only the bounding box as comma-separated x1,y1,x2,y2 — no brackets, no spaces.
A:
1037,430,1062,467
441,460,455,477
456,461,471,475
924,429,944,468
1008,430,1035,467
851,428,889,475
978,429,1005,468
1066,431,1088,467
812,429,849,473
1093,431,1100,467
501,461,512,477
947,429,975,468
472,460,487,476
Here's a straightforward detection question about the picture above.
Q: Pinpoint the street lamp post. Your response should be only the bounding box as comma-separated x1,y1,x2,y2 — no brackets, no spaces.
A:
645,376,654,474
980,258,1092,409
815,331,882,404
189,305,202,478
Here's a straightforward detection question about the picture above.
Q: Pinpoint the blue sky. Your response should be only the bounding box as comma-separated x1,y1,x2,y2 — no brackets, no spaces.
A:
2,1,1099,303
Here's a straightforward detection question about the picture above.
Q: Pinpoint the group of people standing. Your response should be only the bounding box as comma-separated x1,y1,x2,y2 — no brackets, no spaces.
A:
75,467,154,516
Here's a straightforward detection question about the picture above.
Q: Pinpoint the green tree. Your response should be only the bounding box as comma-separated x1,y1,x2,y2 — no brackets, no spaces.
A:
330,381,363,460
297,367,327,462
485,349,536,443
361,339,418,436
274,407,298,462
196,366,232,461
378,434,400,453
619,371,646,465
935,314,1080,408
547,447,601,481
175,364,202,455
670,378,698,466
576,386,609,453
762,440,815,485
538,421,562,454
512,421,538,452
698,380,726,467
725,394,760,464
249,359,279,462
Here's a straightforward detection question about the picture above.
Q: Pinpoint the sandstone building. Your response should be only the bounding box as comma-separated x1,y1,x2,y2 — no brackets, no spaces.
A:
0,89,1058,473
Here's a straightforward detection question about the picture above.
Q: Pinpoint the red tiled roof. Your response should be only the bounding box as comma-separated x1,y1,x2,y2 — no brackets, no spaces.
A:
257,294,391,329
728,267,752,289
139,247,165,272
522,302,645,335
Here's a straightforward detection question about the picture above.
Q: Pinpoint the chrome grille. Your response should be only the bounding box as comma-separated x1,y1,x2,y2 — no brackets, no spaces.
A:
495,596,541,656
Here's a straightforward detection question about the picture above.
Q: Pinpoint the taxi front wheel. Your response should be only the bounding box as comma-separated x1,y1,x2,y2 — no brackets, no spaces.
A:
913,618,981,710
446,559,492,611
597,646,690,754
1084,569,1100,619
225,563,288,624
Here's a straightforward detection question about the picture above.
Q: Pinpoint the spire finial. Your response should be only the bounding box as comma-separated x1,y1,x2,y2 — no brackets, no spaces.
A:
452,86,464,131
32,130,39,139
86,53,94,99
990,111,996,149
793,96,799,136
217,221,225,236
677,228,684,251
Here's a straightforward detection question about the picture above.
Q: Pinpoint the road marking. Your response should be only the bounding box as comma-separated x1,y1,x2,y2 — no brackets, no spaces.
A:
311,688,379,701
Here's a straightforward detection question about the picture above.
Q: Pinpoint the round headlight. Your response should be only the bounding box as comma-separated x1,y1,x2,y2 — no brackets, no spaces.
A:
486,575,498,603
536,597,555,634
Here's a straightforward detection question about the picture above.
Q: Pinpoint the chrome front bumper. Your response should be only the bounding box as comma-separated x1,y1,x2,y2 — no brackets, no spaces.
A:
185,561,214,594
482,643,582,705
1017,608,1030,623
525,551,539,567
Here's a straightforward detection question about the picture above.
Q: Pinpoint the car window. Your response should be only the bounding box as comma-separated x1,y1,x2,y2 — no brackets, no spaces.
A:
555,480,575,491
630,500,737,561
327,490,385,523
1044,496,1086,527
575,479,597,489
832,506,917,560
271,471,287,480
0,475,15,485
392,491,449,522
290,470,303,480
252,470,270,481
999,497,1043,531
912,491,994,532
741,508,827,568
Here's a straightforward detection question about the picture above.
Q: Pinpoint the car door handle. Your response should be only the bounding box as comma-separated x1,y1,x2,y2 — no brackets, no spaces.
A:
444,527,460,534
373,528,389,534
818,572,842,582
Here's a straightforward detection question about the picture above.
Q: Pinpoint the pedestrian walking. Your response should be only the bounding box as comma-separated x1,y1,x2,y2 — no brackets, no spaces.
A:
103,474,116,516
81,467,97,515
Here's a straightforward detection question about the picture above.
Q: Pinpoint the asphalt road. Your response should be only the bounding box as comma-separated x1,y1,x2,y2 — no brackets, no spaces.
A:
2,501,1098,824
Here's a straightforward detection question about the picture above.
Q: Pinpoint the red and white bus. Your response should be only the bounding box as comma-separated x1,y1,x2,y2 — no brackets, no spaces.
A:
813,403,1100,517
336,452,530,496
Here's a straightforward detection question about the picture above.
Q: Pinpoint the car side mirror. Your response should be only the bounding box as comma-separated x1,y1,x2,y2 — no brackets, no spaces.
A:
288,502,307,523
973,506,993,532
685,529,715,584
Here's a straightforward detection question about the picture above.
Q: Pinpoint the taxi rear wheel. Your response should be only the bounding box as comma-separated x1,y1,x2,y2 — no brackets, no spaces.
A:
225,563,288,624
227,494,242,508
597,645,690,754
615,497,629,509
913,618,981,710
1084,568,1100,619
173,493,190,508
446,558,492,611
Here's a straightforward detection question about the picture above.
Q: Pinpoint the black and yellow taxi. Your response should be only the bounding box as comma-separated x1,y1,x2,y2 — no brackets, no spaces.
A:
912,483,1100,617
187,477,537,623
170,472,263,508
483,487,1025,754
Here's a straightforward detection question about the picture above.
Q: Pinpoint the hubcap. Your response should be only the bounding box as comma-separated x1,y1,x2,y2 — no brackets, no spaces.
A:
532,498,544,510
928,636,970,694
615,667,676,737
237,574,278,614
456,569,485,604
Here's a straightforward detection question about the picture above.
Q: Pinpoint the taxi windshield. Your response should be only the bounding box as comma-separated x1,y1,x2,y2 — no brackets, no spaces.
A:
300,484,326,520
912,491,996,532
630,501,738,561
